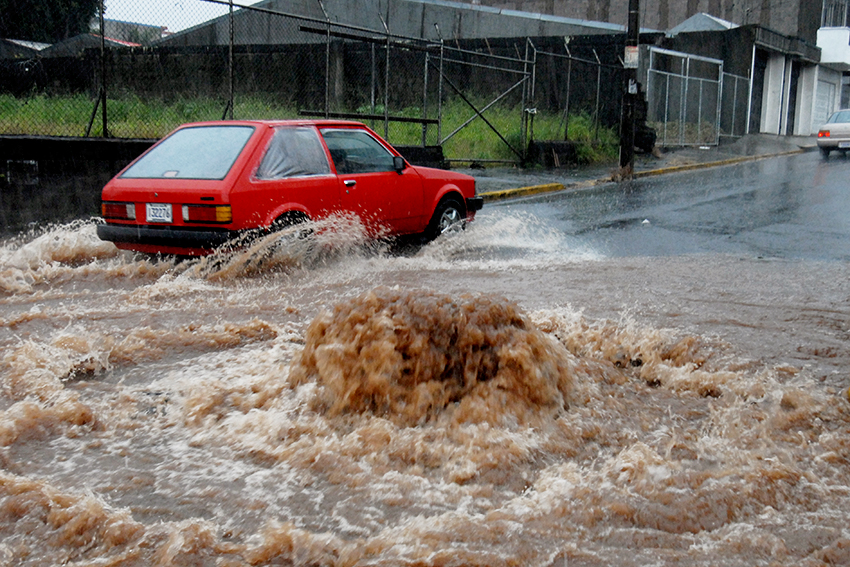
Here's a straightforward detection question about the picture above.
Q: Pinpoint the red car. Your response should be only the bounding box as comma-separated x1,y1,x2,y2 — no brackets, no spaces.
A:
97,120,482,256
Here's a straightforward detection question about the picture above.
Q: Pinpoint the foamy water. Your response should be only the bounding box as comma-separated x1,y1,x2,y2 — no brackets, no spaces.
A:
1,216,849,566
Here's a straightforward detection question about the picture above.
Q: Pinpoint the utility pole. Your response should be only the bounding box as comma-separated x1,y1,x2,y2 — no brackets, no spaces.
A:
618,0,640,178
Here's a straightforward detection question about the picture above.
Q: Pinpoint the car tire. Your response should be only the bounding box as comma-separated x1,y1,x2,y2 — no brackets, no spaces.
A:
268,211,312,239
424,196,465,241
821,147,832,158
271,211,308,230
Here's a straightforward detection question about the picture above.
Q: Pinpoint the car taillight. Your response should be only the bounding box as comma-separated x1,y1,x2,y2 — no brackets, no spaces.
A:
102,202,136,220
182,204,232,224
819,130,830,138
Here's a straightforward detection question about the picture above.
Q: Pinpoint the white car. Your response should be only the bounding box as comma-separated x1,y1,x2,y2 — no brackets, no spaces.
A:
817,109,850,157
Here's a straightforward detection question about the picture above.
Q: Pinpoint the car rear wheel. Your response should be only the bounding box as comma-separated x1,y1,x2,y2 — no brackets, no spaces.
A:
271,211,308,231
425,197,465,241
268,211,312,238
821,147,832,158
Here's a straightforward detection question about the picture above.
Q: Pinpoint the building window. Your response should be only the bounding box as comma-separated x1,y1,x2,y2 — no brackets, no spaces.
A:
823,0,850,27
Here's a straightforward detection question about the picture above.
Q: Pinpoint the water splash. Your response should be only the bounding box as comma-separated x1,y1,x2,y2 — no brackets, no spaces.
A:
186,214,385,281
290,287,574,427
411,209,601,268
0,220,166,294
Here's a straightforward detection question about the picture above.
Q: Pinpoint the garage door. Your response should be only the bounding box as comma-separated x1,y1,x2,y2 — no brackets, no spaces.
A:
814,80,836,130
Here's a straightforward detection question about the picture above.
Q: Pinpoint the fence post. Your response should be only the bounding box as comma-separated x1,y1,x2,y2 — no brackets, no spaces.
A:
437,40,444,144
526,39,538,159
317,0,331,118
384,35,390,139
422,52,429,147
380,8,390,139
594,49,601,141
371,43,377,121
520,40,530,164
679,57,686,145
715,64,724,142
563,44,572,141
227,0,234,120
100,0,108,138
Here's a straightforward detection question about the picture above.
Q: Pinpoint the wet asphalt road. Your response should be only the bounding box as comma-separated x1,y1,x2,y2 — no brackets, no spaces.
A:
486,150,850,261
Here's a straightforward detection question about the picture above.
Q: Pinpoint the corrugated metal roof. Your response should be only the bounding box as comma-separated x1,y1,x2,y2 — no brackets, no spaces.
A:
667,12,738,36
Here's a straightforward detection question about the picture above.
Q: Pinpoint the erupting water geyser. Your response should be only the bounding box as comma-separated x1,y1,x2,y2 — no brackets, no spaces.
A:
290,286,575,427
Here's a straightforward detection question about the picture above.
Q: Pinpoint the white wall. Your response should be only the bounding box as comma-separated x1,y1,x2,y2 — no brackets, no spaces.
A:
817,27,850,70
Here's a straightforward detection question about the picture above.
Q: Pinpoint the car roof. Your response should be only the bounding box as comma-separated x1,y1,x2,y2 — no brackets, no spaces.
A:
176,119,369,129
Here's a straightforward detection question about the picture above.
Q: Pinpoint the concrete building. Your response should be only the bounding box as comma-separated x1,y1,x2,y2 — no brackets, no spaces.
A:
656,13,824,137
817,0,850,111
158,0,836,140
469,0,850,134
158,0,629,47
463,0,823,45
0,39,50,59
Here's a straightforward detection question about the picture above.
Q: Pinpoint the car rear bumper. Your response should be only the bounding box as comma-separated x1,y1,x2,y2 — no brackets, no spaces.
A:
97,223,239,250
817,138,850,149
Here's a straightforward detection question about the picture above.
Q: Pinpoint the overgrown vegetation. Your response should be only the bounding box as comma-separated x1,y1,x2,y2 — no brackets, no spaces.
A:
0,93,618,164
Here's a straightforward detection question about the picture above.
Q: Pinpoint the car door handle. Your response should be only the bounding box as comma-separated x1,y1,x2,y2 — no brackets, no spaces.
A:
344,179,356,187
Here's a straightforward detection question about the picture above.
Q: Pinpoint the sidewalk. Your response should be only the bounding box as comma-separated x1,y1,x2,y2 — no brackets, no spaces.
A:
463,134,818,202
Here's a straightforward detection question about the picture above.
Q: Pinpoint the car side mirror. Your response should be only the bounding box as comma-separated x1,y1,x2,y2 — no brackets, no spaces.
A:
393,156,406,174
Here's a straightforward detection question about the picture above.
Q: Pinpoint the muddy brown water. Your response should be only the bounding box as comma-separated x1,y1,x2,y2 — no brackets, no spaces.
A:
1,213,849,566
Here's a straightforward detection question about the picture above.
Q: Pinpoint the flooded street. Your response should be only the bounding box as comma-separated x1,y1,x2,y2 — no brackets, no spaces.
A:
1,154,850,566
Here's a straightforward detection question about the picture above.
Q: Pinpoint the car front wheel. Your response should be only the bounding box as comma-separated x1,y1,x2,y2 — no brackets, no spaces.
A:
425,197,465,241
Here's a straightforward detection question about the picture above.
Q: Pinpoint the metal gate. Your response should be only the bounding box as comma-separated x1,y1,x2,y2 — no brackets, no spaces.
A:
646,47,724,146
426,40,533,165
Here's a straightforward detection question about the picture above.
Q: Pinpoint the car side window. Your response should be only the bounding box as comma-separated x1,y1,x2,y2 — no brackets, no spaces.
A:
320,128,396,174
255,126,331,180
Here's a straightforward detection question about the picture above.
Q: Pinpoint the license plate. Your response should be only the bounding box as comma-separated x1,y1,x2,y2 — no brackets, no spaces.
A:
839,142,850,149
146,203,173,223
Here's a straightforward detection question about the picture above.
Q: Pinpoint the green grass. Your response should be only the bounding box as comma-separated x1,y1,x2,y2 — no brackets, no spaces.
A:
382,101,618,165
0,94,96,137
0,94,618,164
531,112,620,163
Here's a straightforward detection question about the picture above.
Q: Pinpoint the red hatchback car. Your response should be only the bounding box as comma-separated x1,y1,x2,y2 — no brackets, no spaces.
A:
97,120,482,256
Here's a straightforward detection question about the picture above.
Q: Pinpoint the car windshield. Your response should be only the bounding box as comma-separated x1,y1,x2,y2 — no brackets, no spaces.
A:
827,110,850,124
121,125,255,180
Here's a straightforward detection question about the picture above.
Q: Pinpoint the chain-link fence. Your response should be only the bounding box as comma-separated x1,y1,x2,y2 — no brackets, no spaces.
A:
0,0,668,164
529,39,624,142
646,46,731,147
721,72,750,140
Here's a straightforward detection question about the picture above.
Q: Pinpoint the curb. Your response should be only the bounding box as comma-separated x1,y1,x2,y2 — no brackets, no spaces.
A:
479,148,809,203
632,148,805,179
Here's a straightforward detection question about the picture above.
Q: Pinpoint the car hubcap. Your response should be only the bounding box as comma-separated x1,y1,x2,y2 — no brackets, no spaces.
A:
439,207,461,234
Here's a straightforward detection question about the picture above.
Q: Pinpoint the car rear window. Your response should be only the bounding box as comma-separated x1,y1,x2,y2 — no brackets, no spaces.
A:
255,126,331,179
827,110,850,124
121,125,255,180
